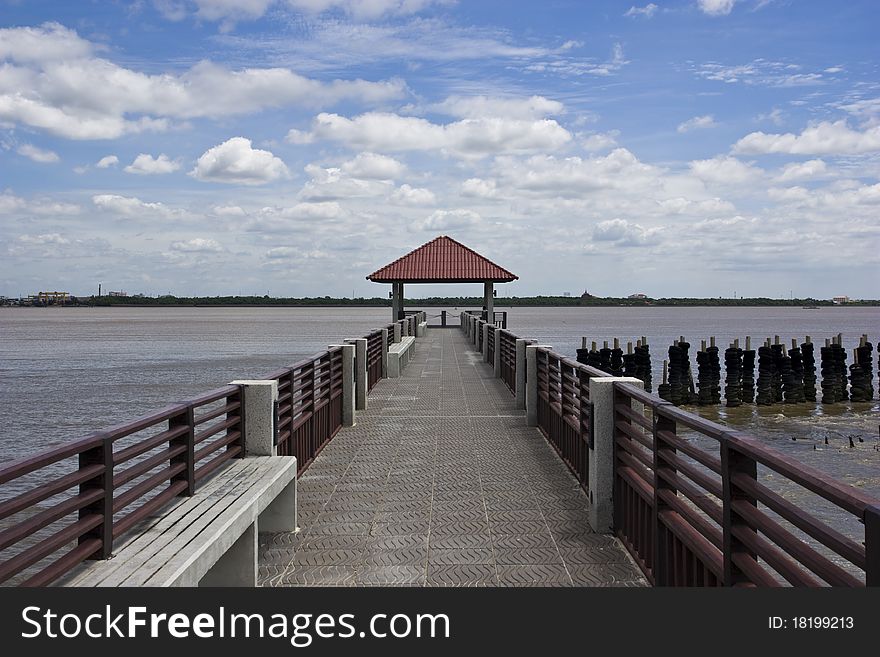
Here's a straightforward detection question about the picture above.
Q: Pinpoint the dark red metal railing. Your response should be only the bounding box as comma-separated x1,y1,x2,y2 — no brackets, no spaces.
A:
487,326,496,364
534,347,605,491
498,330,516,392
612,381,880,587
266,348,343,474
366,330,384,391
0,385,243,587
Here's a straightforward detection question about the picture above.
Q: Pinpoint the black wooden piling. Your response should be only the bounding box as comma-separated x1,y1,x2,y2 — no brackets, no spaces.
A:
634,337,652,393
756,341,775,405
801,337,817,402
741,336,755,404
820,339,838,404
724,342,743,407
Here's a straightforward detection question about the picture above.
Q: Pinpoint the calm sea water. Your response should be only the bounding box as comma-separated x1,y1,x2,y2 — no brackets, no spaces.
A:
1,305,877,497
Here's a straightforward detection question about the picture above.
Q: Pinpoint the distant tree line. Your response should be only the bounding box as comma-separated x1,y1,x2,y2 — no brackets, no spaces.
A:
80,294,879,307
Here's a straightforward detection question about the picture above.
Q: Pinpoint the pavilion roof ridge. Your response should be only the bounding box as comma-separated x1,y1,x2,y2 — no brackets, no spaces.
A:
366,235,518,283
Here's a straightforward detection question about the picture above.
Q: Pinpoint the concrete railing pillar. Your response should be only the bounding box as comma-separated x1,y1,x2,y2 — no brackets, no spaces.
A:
588,376,643,533
482,324,490,361
525,345,552,426
473,319,481,347
348,338,368,411
515,339,527,408
393,323,402,343
493,331,502,377
328,344,356,427
381,328,389,378
228,380,279,456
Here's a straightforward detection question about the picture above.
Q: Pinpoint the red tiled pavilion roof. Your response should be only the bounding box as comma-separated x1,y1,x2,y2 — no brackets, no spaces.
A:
366,236,518,283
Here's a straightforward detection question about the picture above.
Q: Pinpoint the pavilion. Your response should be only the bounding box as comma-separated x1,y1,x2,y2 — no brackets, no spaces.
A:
366,235,518,322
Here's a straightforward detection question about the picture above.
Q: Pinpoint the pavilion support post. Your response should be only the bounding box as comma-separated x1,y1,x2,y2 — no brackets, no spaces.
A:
391,282,401,323
484,281,494,322
399,282,405,320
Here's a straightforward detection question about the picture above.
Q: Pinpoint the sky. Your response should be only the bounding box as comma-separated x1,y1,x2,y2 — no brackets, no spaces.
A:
1,0,878,299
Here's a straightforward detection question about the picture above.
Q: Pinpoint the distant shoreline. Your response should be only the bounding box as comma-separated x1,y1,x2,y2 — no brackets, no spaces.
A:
3,297,879,308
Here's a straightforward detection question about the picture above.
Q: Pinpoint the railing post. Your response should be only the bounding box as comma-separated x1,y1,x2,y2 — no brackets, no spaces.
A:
228,380,279,456
866,505,880,587
722,437,759,586
589,377,642,534
515,339,527,408
394,322,402,343
169,403,195,496
494,330,502,377
329,344,355,427
526,345,552,426
347,338,368,411
79,431,113,559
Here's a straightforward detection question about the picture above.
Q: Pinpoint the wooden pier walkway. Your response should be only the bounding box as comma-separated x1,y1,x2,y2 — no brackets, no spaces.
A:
258,328,647,587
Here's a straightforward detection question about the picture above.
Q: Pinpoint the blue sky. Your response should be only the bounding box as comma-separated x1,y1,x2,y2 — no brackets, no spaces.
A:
1,0,878,299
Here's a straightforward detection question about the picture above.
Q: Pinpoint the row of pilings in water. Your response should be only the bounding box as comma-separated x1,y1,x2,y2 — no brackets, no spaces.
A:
575,334,876,407
576,337,653,393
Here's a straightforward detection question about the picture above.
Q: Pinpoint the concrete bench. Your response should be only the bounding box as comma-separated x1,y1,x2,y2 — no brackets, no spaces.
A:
387,335,416,378
59,456,297,587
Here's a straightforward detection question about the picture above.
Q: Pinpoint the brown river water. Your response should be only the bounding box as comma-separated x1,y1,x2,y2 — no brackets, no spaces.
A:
1,305,877,509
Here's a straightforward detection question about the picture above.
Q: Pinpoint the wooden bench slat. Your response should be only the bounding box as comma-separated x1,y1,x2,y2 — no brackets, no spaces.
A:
139,459,295,587
60,459,265,586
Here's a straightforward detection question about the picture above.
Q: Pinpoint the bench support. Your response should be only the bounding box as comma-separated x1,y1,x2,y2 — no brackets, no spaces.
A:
260,477,298,533
198,521,257,587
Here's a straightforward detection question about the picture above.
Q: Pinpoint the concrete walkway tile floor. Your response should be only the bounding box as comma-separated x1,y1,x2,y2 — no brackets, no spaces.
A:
258,327,647,587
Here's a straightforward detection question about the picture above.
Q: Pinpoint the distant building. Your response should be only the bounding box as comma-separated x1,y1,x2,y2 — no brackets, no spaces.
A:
581,290,595,299
832,295,849,305
108,290,128,297
562,292,571,297
628,293,648,300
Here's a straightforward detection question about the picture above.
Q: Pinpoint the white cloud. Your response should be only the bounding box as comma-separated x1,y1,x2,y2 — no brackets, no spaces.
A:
264,246,329,262
411,208,481,231
624,4,659,18
390,184,435,205
287,0,449,20
0,24,405,140
298,111,572,158
190,137,289,185
677,114,716,133
0,192,80,216
17,143,59,163
433,95,564,120
689,155,763,184
92,194,179,217
695,60,825,87
593,218,660,246
194,0,275,22
524,42,628,77
340,152,406,179
657,197,736,215
581,131,618,152
16,233,71,245
124,153,181,175
96,155,119,168
775,159,827,182
0,22,94,62
168,237,223,253
756,108,784,126
698,0,736,16
733,120,880,155
461,178,497,198
299,164,393,200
